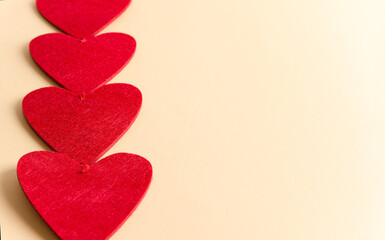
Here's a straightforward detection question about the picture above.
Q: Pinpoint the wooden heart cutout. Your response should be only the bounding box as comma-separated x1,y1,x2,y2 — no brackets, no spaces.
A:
30,33,136,94
23,84,141,164
36,0,132,38
18,151,152,240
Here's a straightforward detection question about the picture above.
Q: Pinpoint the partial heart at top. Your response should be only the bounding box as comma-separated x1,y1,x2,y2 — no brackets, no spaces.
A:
30,33,136,94
23,84,142,164
18,151,152,240
36,0,132,38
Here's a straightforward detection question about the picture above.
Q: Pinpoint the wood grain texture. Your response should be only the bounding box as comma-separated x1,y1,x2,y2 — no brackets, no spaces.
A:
36,0,132,38
22,84,142,164
17,151,152,240
30,33,136,94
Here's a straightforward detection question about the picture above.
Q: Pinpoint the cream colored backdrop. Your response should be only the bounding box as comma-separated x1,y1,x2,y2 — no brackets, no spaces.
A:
1,0,385,239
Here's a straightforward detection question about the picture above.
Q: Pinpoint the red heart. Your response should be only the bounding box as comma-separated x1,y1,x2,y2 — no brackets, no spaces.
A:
30,33,136,94
23,84,141,164
18,151,152,240
36,0,132,38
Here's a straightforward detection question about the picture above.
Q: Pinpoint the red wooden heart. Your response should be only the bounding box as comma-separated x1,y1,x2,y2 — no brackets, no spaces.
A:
30,33,136,94
36,0,132,38
23,84,141,164
18,151,152,240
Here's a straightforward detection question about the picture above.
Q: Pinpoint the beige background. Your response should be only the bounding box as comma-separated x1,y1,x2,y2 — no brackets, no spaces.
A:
1,0,385,239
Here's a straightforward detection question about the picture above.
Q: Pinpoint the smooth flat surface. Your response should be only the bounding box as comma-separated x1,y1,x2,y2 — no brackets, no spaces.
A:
0,0,385,239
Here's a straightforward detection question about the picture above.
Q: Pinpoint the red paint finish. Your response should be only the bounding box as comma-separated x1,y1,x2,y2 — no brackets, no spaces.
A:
37,0,132,38
30,33,136,94
18,151,152,240
23,84,142,164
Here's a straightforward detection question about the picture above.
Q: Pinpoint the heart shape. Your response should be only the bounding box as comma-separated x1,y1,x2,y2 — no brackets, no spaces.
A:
36,0,132,38
23,84,141,164
18,151,152,240
30,33,136,94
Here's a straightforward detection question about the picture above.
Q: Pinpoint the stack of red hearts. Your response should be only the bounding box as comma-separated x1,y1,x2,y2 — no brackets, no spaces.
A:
17,1,152,239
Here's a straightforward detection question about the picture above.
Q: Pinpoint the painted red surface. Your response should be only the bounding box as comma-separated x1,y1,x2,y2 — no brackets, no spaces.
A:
37,0,132,38
18,1,152,239
18,151,152,240
30,33,136,94
22,84,142,165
